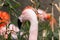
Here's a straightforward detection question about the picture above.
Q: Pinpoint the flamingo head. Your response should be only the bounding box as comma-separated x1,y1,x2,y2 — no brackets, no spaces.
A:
37,9,47,21
37,9,51,21
18,6,38,29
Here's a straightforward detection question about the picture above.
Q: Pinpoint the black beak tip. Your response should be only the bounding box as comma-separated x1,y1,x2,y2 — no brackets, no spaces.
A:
17,19,22,29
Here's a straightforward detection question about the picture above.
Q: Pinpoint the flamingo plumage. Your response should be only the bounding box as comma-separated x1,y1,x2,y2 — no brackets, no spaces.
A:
37,9,57,28
18,6,38,40
18,6,57,40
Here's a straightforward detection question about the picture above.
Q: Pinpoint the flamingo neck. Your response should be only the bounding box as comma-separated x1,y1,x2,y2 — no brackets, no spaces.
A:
29,20,38,40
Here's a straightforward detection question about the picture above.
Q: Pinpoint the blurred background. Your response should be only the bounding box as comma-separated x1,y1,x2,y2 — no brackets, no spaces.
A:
0,0,60,40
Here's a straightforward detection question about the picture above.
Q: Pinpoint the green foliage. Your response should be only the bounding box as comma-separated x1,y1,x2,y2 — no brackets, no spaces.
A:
0,0,59,40
7,33,12,40
0,35,5,40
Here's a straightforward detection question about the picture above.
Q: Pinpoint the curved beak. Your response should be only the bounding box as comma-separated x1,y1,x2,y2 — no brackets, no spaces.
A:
17,18,22,29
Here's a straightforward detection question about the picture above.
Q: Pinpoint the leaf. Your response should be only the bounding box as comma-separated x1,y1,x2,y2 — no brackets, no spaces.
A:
12,0,21,6
7,33,12,40
0,0,4,6
0,35,5,40
17,32,21,40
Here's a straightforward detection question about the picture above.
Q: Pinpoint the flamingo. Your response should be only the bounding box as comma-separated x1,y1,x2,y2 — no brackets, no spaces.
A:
18,6,38,40
36,9,57,39
37,9,57,28
18,6,56,40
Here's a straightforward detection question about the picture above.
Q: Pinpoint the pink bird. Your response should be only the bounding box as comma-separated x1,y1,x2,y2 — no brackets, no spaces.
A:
37,9,47,21
37,9,57,28
18,6,38,40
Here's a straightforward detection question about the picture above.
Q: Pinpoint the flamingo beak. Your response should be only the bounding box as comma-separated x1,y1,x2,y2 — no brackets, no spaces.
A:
17,18,22,29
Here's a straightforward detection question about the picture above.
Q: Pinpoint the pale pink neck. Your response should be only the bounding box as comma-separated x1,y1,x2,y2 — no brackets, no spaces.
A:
29,20,38,40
